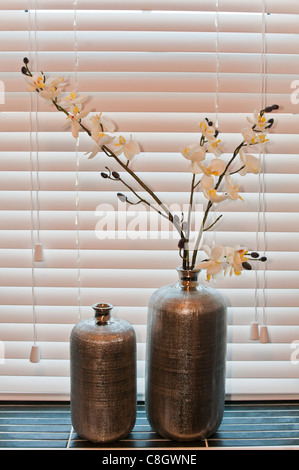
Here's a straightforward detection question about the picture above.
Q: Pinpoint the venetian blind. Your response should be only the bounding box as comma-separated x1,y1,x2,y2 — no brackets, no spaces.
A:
0,0,298,401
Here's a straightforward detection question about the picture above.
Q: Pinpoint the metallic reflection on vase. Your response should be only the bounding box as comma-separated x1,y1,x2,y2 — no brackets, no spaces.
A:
145,268,227,441
70,303,136,443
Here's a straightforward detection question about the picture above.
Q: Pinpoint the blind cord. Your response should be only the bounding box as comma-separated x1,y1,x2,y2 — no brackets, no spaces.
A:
211,0,220,289
260,0,269,343
29,0,41,362
74,0,82,323
33,1,43,263
252,0,269,343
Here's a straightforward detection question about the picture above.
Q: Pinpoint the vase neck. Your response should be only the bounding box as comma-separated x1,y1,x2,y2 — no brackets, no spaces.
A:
176,267,200,291
92,302,113,324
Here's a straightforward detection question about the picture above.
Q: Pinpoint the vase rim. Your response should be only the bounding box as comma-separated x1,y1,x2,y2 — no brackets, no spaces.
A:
92,302,114,323
176,266,201,273
92,302,113,311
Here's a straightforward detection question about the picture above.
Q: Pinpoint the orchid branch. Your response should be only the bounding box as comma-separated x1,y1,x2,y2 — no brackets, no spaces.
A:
101,145,182,236
191,140,257,269
22,57,278,278
102,168,171,221
21,58,182,238
203,214,223,232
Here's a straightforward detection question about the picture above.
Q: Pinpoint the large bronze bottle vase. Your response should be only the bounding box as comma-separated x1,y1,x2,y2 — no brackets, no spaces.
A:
145,268,227,441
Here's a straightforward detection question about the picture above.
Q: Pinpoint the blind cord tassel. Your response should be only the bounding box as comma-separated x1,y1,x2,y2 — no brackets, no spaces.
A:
30,345,40,363
249,321,260,341
249,322,269,343
259,325,269,344
34,242,44,262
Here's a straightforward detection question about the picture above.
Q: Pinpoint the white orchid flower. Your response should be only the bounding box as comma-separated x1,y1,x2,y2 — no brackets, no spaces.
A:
111,136,140,161
206,136,223,157
66,106,89,138
198,119,223,156
224,246,249,276
241,126,269,148
247,110,268,133
86,133,116,159
45,75,65,91
90,113,115,134
26,72,46,92
241,127,258,145
203,188,227,203
225,175,243,201
37,75,66,101
198,120,216,140
198,158,226,190
196,244,225,281
199,160,227,202
182,144,206,162
181,144,207,173
239,148,261,175
59,91,87,112
40,88,61,102
86,145,101,159
46,76,65,87
39,86,63,102
257,133,269,145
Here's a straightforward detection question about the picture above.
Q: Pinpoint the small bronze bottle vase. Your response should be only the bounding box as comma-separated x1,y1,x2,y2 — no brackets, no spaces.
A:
70,303,136,443
145,268,227,441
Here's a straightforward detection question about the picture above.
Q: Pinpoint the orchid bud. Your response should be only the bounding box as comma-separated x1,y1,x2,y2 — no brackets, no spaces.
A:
242,261,252,270
265,118,274,129
117,193,127,203
264,104,279,113
112,171,120,180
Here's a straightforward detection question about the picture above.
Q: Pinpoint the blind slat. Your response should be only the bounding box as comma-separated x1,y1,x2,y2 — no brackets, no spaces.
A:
2,0,299,14
1,31,299,54
4,52,299,75
2,11,299,34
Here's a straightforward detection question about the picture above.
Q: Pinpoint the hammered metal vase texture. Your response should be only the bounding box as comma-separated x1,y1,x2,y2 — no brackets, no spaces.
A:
145,268,227,441
70,303,137,443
